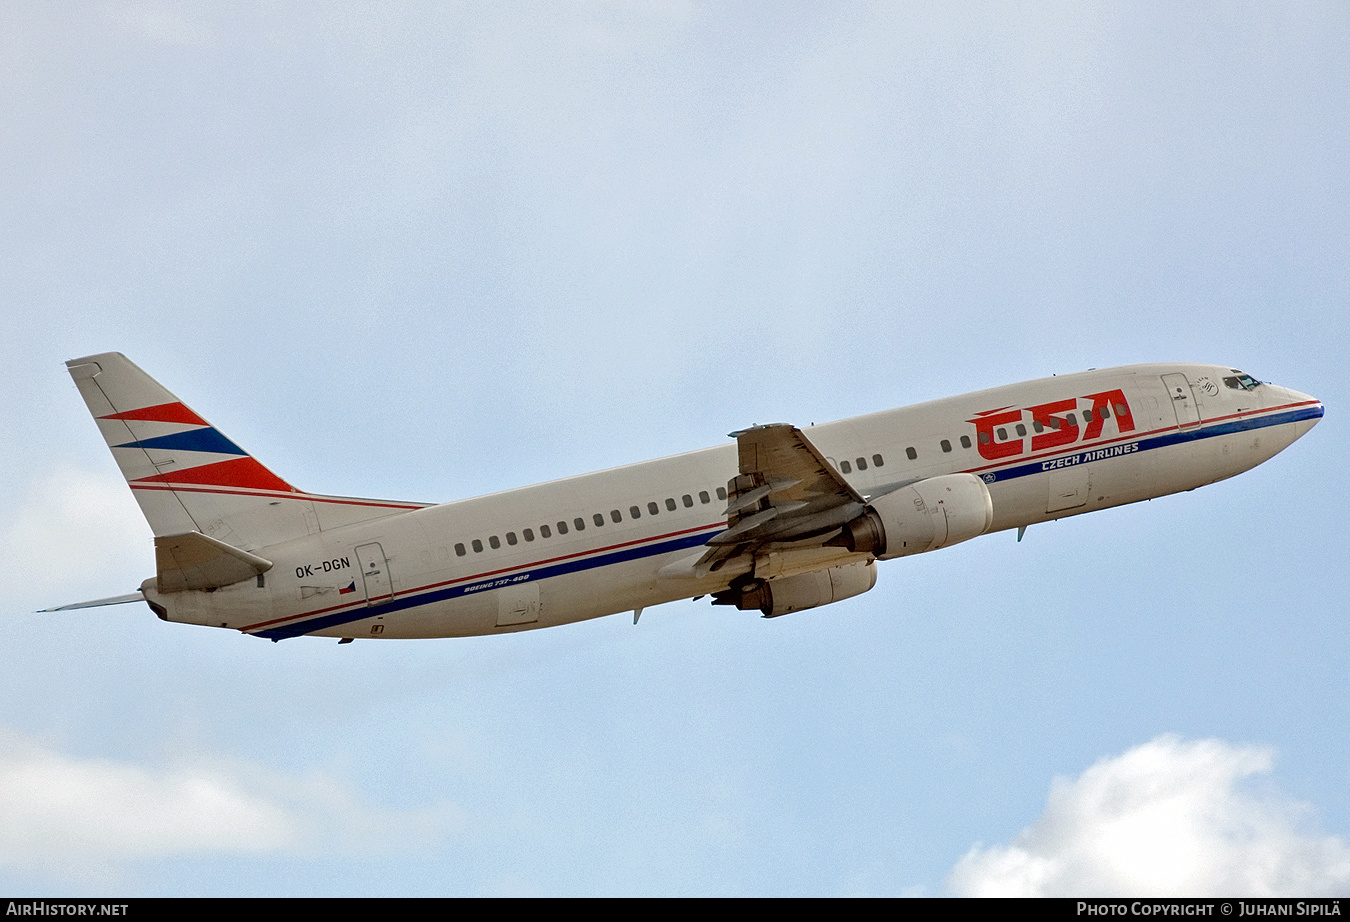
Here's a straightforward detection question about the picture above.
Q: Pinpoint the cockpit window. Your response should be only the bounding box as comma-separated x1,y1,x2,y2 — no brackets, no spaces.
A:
1224,371,1261,391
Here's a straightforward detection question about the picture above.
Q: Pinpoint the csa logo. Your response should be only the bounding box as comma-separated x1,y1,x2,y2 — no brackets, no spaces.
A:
967,389,1135,462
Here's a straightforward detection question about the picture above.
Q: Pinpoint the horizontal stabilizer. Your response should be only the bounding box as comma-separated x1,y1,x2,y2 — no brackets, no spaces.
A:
156,531,273,593
41,591,145,612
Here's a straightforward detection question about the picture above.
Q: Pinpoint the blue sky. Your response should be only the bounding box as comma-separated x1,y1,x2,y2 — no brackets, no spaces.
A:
1,1,1347,896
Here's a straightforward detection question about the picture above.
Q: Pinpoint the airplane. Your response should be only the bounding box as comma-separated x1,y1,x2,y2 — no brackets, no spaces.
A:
52,353,1322,642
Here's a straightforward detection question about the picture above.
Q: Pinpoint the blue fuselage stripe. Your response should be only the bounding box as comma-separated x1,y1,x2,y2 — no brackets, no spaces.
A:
254,529,716,640
978,405,1321,484
257,404,1320,639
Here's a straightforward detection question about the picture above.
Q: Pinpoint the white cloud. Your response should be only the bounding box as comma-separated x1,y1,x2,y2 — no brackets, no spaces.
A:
0,729,466,883
948,735,1350,897
0,733,298,862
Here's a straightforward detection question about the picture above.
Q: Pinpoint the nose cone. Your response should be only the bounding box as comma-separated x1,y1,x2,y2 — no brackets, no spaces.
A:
1266,383,1323,437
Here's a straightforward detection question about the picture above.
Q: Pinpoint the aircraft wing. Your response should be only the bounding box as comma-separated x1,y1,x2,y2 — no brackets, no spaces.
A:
696,424,868,574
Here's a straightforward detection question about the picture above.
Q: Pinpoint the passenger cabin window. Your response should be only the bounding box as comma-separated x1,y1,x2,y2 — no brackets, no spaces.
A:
611,510,623,523
665,498,677,511
647,501,659,516
472,539,483,553
856,457,868,471
940,439,952,453
716,487,727,500
556,520,568,535
682,494,694,507
489,535,500,549
594,513,605,527
523,528,535,542
540,524,552,538
960,435,972,449
574,517,585,531
455,543,466,557
873,454,884,467
506,532,518,546
906,447,917,460
841,460,852,474
630,506,641,519
699,491,710,504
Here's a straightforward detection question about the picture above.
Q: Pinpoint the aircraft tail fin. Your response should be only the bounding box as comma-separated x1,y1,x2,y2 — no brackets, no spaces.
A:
66,353,425,553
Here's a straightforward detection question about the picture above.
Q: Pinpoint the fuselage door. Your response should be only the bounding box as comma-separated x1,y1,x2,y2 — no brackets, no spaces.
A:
1162,374,1201,428
355,542,394,605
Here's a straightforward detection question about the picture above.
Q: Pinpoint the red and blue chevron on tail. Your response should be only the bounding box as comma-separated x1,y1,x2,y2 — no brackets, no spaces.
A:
102,400,296,494
67,353,424,553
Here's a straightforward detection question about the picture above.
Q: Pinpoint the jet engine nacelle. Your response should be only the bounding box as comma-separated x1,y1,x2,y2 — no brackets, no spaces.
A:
835,472,993,559
719,560,878,618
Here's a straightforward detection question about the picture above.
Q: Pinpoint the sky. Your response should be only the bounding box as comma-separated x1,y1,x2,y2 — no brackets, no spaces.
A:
1,0,1347,897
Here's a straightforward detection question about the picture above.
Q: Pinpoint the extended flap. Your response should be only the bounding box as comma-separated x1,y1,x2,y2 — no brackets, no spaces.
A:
155,531,273,593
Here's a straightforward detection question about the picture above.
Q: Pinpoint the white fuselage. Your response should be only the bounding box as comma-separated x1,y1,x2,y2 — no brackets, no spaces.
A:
143,363,1322,641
